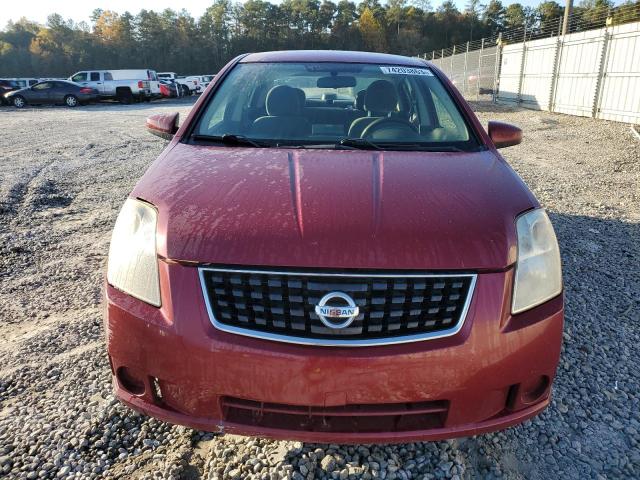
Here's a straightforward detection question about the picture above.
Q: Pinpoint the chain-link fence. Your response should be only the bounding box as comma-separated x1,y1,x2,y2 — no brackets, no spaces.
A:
423,3,640,123
423,2,640,105
427,38,501,100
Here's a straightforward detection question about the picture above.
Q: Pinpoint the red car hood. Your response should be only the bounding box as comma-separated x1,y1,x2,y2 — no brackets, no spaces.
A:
133,144,537,270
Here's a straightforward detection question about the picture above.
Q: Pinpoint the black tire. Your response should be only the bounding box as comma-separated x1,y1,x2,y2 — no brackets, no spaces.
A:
12,95,26,108
117,89,133,104
180,84,190,96
64,95,78,108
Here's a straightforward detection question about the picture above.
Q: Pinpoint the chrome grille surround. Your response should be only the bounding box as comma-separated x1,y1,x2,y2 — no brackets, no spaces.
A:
198,267,477,347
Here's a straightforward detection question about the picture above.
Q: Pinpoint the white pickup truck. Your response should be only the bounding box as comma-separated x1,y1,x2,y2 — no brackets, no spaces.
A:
68,70,160,103
185,75,216,93
3,78,39,88
157,72,198,96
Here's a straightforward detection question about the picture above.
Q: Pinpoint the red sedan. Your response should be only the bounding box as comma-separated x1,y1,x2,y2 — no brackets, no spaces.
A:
104,50,563,443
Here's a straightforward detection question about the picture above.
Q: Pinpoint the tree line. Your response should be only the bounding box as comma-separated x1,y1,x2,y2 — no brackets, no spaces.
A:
0,0,637,77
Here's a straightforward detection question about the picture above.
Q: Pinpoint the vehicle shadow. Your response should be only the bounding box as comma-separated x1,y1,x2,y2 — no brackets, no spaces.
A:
78,97,198,112
0,96,197,113
270,211,639,479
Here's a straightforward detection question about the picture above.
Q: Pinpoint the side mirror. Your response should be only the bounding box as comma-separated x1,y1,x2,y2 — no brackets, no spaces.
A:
488,121,522,149
147,112,179,140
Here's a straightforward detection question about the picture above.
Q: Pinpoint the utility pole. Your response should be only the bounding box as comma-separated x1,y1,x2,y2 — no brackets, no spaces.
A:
562,0,573,35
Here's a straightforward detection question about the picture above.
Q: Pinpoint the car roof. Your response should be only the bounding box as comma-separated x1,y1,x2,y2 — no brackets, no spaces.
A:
38,79,75,85
30,80,78,89
240,50,429,67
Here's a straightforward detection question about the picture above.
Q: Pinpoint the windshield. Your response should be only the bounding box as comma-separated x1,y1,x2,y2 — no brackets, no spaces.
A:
71,72,87,82
193,62,478,150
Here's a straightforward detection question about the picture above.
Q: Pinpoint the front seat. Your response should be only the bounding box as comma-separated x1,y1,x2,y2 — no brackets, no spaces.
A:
348,80,398,138
252,85,311,138
354,89,366,111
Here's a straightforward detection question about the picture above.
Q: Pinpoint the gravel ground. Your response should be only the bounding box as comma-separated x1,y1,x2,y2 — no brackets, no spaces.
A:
0,98,638,480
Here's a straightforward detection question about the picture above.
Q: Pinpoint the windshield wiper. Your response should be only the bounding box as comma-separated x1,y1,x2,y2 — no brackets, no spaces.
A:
338,137,382,150
380,144,466,152
337,138,468,152
191,134,268,148
192,134,470,152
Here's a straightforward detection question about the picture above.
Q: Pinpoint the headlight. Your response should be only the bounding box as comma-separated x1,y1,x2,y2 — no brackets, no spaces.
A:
107,198,161,307
512,208,562,314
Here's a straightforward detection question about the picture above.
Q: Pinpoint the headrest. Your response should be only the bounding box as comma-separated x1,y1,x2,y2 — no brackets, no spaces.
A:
266,85,300,116
364,80,398,114
293,88,306,108
355,90,366,110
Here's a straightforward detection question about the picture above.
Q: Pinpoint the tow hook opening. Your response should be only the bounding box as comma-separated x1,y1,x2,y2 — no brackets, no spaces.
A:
116,367,145,396
507,375,551,411
522,375,550,404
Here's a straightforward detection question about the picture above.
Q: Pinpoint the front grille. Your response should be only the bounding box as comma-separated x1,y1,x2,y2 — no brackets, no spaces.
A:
199,268,476,346
221,396,449,433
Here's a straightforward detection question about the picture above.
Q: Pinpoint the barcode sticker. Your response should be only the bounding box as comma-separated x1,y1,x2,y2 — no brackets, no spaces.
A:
380,66,433,76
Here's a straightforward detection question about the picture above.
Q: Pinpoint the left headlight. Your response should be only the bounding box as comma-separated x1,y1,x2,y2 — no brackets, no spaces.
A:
107,198,161,307
512,208,562,314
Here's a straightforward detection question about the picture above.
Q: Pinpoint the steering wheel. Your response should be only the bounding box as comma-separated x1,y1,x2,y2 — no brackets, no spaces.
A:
361,117,419,140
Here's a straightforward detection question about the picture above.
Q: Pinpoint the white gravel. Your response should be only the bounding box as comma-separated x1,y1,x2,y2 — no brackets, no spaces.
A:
0,98,638,479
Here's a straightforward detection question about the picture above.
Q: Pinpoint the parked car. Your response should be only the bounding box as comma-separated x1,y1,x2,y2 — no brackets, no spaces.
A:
186,75,214,93
68,70,159,103
185,76,203,93
157,72,197,96
5,80,99,108
5,77,39,89
0,79,20,104
105,50,563,443
159,80,178,98
186,75,216,93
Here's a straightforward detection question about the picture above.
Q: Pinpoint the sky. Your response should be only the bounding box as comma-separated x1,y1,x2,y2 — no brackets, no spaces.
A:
0,0,575,29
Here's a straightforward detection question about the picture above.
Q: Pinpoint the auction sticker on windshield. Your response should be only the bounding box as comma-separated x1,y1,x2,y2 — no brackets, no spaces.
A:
380,66,433,76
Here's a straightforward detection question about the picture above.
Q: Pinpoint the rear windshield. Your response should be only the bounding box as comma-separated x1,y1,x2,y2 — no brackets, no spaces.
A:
193,62,478,151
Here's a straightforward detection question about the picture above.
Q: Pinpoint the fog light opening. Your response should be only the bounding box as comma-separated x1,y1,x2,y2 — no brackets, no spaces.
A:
116,367,145,396
522,375,550,404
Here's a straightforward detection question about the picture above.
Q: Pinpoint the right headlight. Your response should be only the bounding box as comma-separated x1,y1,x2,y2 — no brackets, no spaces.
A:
512,208,562,314
107,198,161,307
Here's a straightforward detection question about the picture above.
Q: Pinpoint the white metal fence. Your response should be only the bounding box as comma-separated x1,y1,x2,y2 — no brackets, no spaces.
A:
428,20,640,124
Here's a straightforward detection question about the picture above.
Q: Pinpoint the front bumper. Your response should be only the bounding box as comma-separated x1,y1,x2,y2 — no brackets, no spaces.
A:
104,262,563,443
